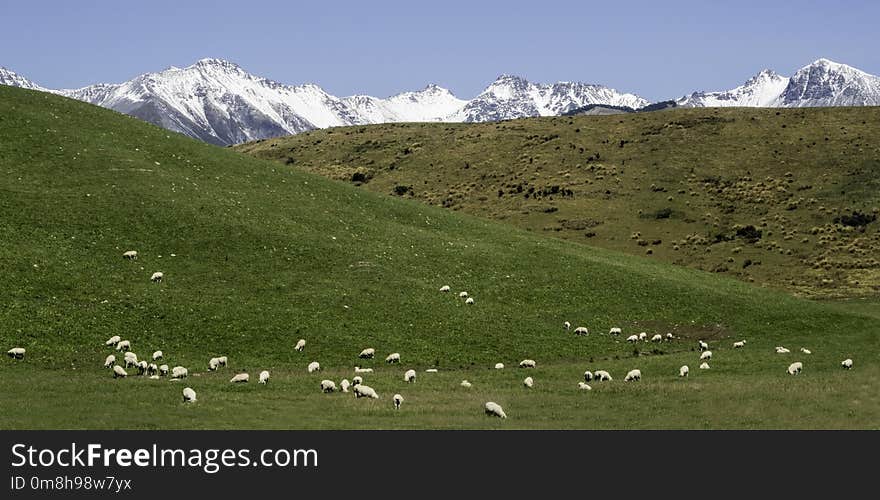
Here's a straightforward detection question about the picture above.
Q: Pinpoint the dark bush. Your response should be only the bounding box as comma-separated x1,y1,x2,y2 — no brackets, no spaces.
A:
834,211,876,227
351,171,367,183
393,185,412,196
735,225,762,243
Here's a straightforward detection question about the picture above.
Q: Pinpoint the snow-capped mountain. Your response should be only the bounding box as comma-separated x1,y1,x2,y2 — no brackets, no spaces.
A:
0,67,46,91
677,59,880,108
343,84,467,123
453,74,649,122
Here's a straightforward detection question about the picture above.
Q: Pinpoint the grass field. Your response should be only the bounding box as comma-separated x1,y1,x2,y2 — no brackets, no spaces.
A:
236,108,880,299
0,86,877,429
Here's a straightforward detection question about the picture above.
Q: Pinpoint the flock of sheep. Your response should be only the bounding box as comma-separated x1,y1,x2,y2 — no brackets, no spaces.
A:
3,255,859,422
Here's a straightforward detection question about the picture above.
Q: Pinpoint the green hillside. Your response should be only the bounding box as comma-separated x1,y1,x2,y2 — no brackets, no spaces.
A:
0,86,877,429
236,108,880,299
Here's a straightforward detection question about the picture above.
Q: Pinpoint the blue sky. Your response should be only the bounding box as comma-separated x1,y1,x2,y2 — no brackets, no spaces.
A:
1,0,878,101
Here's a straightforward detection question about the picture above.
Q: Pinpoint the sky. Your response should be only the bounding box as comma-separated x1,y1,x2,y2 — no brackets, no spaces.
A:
1,0,878,101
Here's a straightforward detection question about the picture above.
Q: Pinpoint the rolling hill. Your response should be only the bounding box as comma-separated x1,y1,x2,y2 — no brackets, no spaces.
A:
0,86,876,429
236,107,880,299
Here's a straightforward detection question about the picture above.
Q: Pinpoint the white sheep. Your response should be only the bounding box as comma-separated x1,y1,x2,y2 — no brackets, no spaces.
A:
733,340,746,348
523,376,534,388
440,285,451,292
359,348,375,359
459,291,468,298
182,387,197,402
698,340,709,351
574,326,589,336
230,373,249,383
308,361,321,373
666,333,674,340
699,362,710,370
150,271,164,282
594,370,612,381
425,368,438,373
484,402,507,419
295,339,306,352
113,365,127,378
124,352,138,368
700,351,712,361
494,363,505,369
651,334,663,342
208,358,220,371
147,363,158,376
352,376,363,386
787,362,803,375
775,346,790,354
564,321,571,331
159,364,169,376
105,335,121,346
460,380,472,388
104,354,116,368
116,340,131,352
465,297,475,305
171,366,188,379
354,366,373,373
800,348,812,355
152,350,163,361
217,356,228,367
321,380,337,393
679,365,689,377
638,332,647,341
340,379,350,392
354,384,379,399
626,335,639,343
841,359,853,370
519,359,536,368
259,370,270,384
385,352,401,363
624,369,642,382
578,382,592,390
122,250,138,260
404,369,417,383
393,394,404,409
583,370,593,382
137,360,148,375
609,327,622,335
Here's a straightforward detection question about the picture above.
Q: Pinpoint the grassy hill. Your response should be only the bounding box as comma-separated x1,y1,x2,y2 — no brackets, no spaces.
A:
236,108,880,299
0,86,877,429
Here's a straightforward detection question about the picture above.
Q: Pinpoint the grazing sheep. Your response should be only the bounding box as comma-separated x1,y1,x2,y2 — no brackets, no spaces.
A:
208,358,219,371
523,376,534,388
116,340,131,352
113,365,127,378
321,380,337,393
295,339,306,352
698,340,709,351
519,359,536,368
700,351,712,361
385,352,401,364
147,363,158,376
104,354,116,368
699,362,710,370
609,327,622,335
393,394,404,409
787,362,803,375
171,366,188,379
460,380,472,388
122,250,138,260
494,363,505,369
105,335,121,347
354,384,379,399
775,346,791,354
583,370,593,382
159,364,169,376
404,369,417,383
150,271,164,282
638,332,647,341
354,366,373,373
594,370,612,381
217,356,228,367
352,376,363,386
841,359,853,370
152,350,163,361
577,382,592,390
340,379,350,392
308,361,321,373
182,387,196,403
230,373,249,383
465,297,475,305
624,369,642,382
259,370,270,384
800,348,812,355
666,333,673,340
651,334,663,342
626,335,639,343
459,291,468,298
425,368,438,373
574,326,589,336
564,321,571,331
137,360,148,375
359,348,375,359
733,340,746,348
440,285,451,292
679,365,689,377
124,352,138,368
484,402,507,419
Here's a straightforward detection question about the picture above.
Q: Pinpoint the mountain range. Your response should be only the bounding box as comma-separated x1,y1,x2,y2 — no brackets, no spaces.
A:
1,57,878,145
